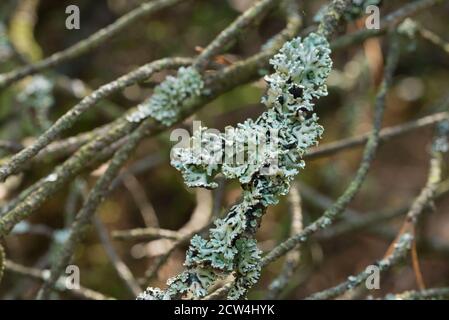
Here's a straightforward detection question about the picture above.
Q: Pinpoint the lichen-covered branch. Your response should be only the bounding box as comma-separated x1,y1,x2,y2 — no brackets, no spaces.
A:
138,28,335,302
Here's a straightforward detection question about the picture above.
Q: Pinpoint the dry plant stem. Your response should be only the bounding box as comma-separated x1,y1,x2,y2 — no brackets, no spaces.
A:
306,111,449,160
4,260,113,300
112,227,184,242
0,57,192,182
306,137,444,300
0,0,184,89
261,35,400,268
265,183,303,299
331,0,443,51
93,217,142,296
385,287,449,300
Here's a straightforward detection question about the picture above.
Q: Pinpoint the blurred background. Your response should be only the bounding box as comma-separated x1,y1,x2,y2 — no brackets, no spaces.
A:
0,0,448,299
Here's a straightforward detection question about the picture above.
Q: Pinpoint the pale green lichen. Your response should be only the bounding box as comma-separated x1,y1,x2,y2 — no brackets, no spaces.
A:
17,75,54,110
314,0,381,23
17,75,55,130
127,66,204,126
433,120,449,153
138,33,332,300
397,18,419,39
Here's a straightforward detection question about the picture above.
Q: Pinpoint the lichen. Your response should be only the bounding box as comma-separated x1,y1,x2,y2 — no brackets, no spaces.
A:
127,66,204,126
17,75,55,130
17,75,54,110
314,0,381,23
139,32,332,300
397,18,418,39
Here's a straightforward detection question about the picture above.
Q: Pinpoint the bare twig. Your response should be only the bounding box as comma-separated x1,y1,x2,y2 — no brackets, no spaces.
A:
113,227,184,242
265,182,303,299
93,217,142,296
121,174,159,227
194,0,281,70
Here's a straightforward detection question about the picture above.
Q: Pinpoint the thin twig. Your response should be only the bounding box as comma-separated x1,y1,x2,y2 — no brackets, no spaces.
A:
112,227,184,242
265,182,303,299
121,174,159,227
93,217,142,296
194,0,280,70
